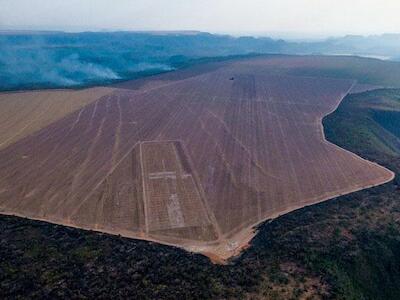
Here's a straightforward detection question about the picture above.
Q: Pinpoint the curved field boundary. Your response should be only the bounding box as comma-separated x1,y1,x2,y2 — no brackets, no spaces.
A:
0,56,395,262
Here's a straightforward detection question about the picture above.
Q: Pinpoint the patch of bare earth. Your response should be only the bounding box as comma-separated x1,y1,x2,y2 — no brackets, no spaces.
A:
0,57,394,260
0,87,114,149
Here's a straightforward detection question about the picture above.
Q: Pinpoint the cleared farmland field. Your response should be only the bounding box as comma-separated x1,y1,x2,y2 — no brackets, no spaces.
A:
0,87,114,149
0,56,395,259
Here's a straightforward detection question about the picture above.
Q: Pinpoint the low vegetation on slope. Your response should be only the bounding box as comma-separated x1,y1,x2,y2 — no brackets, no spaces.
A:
324,88,400,157
286,57,400,87
1,89,400,299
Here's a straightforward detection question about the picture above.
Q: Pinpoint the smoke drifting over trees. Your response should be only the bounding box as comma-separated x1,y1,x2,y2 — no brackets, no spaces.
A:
1,31,399,91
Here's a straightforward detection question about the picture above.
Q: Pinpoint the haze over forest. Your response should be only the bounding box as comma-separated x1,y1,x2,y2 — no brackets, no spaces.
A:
1,31,400,91
1,0,400,90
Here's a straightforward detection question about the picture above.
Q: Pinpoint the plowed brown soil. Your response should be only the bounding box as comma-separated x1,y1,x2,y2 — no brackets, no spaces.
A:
0,87,114,149
0,57,394,260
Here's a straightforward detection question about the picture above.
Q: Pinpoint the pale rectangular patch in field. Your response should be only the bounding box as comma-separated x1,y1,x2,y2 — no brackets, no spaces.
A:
140,141,213,235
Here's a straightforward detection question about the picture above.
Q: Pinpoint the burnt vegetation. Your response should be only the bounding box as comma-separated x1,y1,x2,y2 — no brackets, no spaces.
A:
1,90,400,299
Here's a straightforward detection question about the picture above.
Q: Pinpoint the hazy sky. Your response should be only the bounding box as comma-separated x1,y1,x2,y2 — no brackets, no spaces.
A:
1,0,400,38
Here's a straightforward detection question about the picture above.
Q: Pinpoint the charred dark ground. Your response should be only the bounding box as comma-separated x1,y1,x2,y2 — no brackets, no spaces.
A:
1,89,400,299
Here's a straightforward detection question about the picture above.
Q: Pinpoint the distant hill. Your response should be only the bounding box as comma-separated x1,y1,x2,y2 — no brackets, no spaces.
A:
306,34,400,59
0,31,399,91
0,31,286,90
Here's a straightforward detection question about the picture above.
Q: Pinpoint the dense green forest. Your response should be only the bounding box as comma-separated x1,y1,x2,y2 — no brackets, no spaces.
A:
2,31,400,91
1,89,400,299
